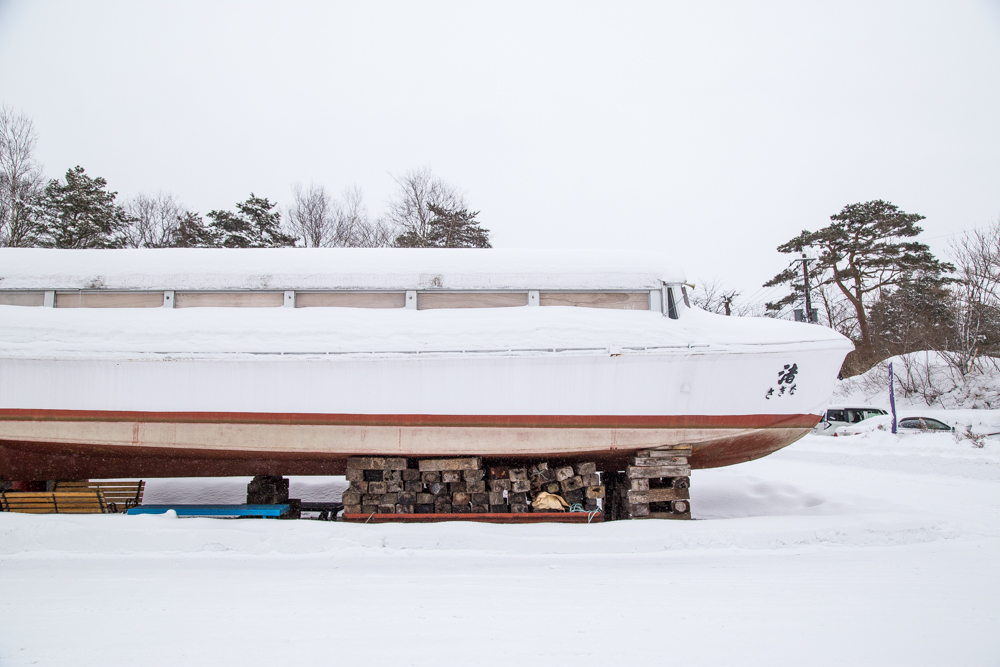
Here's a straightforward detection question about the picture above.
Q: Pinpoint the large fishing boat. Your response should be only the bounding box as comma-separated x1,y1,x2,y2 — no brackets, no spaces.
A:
0,248,852,480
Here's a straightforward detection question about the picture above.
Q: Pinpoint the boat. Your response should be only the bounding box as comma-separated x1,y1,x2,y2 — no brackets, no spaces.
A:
0,248,853,480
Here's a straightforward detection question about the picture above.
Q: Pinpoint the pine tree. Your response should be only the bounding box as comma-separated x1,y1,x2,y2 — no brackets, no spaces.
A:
168,211,220,248
764,200,953,365
38,166,132,248
207,194,297,248
394,204,491,248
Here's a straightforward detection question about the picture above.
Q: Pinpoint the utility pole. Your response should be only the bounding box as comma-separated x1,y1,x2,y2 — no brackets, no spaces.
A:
791,254,816,323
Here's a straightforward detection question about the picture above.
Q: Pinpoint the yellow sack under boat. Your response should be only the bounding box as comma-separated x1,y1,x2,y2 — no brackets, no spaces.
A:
531,492,570,511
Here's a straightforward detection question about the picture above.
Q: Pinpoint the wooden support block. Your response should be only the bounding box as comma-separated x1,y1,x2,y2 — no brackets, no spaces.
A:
464,469,485,482
626,490,649,504
637,446,693,456
434,502,453,513
489,504,509,513
632,456,687,467
544,482,561,494
510,503,530,513
511,480,531,493
416,493,435,504
641,512,692,520
403,481,422,493
361,504,377,514
421,471,440,484
488,491,506,505
347,481,367,493
383,470,402,483
672,477,690,489
385,481,404,493
402,469,422,481
441,471,462,483
585,486,605,499
471,492,489,505
629,503,650,517
574,462,597,475
509,468,528,482
367,481,388,495
377,504,395,513
489,479,511,493
449,481,468,494
381,493,399,505
349,456,408,471
555,466,575,482
671,500,690,514
452,492,471,505
395,504,414,514
451,505,471,513
581,473,600,487
415,503,435,514
363,470,383,482
345,469,364,482
342,492,362,505
560,476,584,492
647,488,690,502
508,492,528,504
428,482,448,495
466,480,487,493
362,494,379,505
563,488,585,503
398,491,417,505
487,466,510,480
418,457,482,472
629,478,649,491
626,465,691,479
538,468,557,483
583,499,599,511
471,503,489,513
344,504,362,514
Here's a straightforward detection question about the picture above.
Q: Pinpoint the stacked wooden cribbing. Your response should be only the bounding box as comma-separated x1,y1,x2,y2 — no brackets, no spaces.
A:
522,461,604,511
606,446,691,520
485,466,532,513
342,457,487,514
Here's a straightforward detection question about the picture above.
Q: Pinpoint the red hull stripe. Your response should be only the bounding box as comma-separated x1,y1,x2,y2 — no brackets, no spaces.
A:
0,408,819,429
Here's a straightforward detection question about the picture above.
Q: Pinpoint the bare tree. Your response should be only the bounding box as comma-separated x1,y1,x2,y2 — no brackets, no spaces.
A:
121,192,184,248
0,105,44,246
287,183,335,247
690,279,745,315
383,167,465,245
944,220,1000,375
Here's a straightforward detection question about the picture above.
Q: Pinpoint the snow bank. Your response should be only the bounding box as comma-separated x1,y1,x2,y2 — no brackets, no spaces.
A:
0,248,685,290
833,351,1000,410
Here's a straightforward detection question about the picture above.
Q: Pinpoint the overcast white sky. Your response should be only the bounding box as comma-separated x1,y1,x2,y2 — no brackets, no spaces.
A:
1,1,998,305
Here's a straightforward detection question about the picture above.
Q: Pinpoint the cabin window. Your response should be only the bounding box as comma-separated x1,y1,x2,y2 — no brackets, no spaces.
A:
666,288,678,319
826,409,845,422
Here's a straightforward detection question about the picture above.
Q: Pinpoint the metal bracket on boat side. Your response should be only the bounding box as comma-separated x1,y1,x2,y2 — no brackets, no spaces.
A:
283,291,295,308
162,291,174,308
405,291,417,309
528,290,539,306
43,290,55,308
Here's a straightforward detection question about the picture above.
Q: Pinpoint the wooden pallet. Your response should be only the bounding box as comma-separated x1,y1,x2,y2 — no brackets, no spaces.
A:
342,511,603,524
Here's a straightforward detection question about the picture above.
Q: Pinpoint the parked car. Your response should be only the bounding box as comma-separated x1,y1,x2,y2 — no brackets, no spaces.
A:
833,415,956,437
811,405,888,436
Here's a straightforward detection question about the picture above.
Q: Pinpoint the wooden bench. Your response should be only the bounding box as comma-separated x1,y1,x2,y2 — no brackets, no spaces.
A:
0,491,108,514
54,480,145,513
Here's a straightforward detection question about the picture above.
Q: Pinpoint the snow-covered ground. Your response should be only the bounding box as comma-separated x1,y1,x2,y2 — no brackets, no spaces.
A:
2,431,999,666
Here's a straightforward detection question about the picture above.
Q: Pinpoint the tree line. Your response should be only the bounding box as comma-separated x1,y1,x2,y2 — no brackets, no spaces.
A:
0,106,491,250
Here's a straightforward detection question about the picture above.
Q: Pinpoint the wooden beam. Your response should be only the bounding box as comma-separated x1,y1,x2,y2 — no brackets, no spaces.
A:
0,292,44,307
295,292,406,308
538,292,650,310
417,292,528,309
54,292,164,308
174,292,283,308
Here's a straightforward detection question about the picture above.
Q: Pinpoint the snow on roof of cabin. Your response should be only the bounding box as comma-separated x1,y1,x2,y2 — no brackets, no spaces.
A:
0,248,685,291
0,303,851,359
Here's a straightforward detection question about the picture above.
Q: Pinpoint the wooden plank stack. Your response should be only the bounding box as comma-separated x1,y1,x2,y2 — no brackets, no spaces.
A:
342,456,487,514
606,446,692,520
342,457,605,515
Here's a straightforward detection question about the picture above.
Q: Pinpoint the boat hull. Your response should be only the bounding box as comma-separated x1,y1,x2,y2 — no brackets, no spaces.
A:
0,343,845,478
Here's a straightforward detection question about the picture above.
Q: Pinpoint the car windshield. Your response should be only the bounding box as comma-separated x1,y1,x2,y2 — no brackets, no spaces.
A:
898,418,951,431
826,409,845,422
